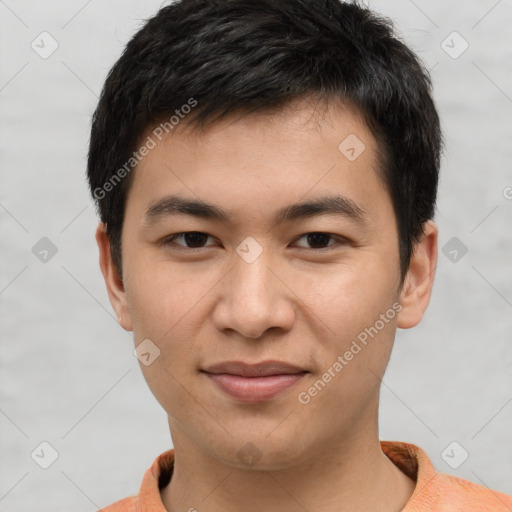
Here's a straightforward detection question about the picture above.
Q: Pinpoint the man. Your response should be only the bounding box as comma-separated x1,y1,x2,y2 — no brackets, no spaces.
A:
87,0,512,510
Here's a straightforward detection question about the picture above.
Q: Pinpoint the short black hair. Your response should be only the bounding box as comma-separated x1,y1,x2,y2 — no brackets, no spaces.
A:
87,0,442,281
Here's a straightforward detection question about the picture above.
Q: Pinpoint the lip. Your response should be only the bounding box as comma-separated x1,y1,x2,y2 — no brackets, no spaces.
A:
202,360,308,403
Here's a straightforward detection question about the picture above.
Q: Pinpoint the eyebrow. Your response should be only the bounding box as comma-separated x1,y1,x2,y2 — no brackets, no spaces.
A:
144,193,366,228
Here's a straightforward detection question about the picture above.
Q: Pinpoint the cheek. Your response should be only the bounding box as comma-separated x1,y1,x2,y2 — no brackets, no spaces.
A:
124,258,218,394
125,245,399,352
123,262,206,414
124,258,209,339
305,260,399,340
295,272,398,424
300,258,400,408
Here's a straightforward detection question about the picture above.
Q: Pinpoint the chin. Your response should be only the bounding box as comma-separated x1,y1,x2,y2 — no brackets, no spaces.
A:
208,432,314,472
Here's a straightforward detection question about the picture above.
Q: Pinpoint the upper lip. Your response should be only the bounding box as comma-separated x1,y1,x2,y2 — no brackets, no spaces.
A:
202,360,307,377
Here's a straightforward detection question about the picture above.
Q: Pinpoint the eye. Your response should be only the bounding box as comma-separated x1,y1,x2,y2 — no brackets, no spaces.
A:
161,231,217,250
292,232,348,250
160,231,349,252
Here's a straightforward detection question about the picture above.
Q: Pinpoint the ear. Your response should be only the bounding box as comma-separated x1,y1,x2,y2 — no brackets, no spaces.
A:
95,223,133,331
396,220,438,329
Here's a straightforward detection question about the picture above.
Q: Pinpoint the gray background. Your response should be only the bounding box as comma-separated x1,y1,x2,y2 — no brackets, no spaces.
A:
0,0,511,510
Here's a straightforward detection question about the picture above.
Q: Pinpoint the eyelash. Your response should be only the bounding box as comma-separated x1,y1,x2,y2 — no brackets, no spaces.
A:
160,231,350,252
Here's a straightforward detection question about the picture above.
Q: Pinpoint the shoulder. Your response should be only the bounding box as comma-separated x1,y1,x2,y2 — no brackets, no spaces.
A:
96,449,175,511
381,441,512,511
97,495,137,512
432,471,512,511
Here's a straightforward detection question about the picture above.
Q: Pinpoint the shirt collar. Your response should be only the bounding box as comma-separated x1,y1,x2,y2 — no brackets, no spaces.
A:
135,441,439,511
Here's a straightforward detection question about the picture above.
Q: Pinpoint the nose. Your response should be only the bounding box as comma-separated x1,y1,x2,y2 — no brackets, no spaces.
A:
212,246,296,340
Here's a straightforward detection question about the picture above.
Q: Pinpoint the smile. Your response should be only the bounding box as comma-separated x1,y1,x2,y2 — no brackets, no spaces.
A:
202,360,308,403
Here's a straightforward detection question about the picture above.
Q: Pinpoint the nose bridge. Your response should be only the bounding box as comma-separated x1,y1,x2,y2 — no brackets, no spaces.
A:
233,236,278,308
234,242,274,300
214,236,294,339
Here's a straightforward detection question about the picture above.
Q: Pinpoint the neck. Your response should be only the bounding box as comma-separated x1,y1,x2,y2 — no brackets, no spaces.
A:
160,425,415,512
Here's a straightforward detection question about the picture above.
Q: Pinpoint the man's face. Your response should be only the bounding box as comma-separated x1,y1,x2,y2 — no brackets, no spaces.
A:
103,99,413,468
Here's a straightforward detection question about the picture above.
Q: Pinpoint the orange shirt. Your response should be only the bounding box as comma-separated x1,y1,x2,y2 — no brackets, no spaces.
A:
99,441,512,511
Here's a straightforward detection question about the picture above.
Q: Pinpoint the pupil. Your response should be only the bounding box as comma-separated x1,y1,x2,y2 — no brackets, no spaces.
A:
307,233,329,248
182,233,330,249
185,232,207,247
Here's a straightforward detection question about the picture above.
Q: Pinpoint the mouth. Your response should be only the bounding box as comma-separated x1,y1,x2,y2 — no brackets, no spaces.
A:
201,360,308,403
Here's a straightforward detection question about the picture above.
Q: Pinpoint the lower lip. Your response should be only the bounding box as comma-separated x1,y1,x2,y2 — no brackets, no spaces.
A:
204,372,307,403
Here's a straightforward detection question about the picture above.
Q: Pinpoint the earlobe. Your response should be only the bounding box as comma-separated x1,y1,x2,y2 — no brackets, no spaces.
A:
396,220,438,329
95,223,133,331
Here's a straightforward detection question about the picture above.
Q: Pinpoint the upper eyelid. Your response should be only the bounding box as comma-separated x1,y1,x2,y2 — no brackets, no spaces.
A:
162,231,349,248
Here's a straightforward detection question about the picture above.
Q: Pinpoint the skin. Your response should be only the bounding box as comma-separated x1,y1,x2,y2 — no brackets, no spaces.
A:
96,96,437,512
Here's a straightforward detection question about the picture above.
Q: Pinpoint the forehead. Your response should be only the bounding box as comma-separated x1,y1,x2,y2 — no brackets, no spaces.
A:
125,97,390,228
155,97,375,157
